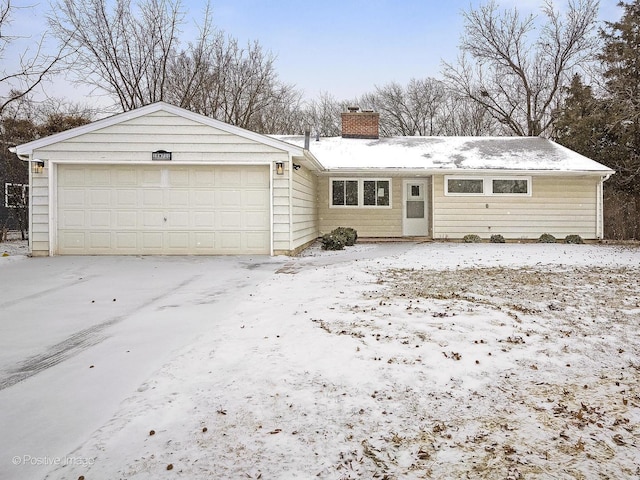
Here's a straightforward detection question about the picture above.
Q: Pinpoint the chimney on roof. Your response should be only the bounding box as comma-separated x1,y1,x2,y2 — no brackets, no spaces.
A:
341,106,379,139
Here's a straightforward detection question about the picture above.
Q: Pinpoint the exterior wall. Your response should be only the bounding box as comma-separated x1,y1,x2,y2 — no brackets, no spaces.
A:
432,175,601,240
30,171,50,255
291,165,318,250
317,176,403,237
29,110,291,256
272,163,319,254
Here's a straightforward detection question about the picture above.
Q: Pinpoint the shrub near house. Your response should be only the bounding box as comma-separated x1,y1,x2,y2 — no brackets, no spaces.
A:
321,227,358,250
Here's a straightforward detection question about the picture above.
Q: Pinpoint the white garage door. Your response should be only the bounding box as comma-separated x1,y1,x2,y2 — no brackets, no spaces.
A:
56,164,270,255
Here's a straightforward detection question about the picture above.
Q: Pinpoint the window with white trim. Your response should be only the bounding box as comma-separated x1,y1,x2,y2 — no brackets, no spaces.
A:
445,176,531,196
330,178,391,207
4,183,28,208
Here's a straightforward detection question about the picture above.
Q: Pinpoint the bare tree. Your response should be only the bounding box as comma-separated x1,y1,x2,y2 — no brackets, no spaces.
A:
50,0,183,110
443,0,599,136
0,0,68,116
368,78,448,136
303,92,343,137
440,94,499,136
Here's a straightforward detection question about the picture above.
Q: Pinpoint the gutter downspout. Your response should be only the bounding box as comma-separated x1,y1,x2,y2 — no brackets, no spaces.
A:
599,173,612,239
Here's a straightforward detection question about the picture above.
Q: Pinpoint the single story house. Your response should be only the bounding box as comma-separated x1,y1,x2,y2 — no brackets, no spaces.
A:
12,102,613,256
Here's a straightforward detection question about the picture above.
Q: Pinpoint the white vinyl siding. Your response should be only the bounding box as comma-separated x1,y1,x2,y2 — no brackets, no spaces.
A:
433,175,600,240
290,166,318,251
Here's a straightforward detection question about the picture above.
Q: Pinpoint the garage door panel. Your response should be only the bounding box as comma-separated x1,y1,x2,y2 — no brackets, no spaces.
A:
116,189,137,206
169,169,190,186
60,231,85,249
220,190,241,206
115,168,137,184
60,189,85,206
246,169,269,186
142,232,163,249
193,190,215,207
245,189,269,206
245,211,269,229
219,170,242,186
59,168,85,185
89,190,111,206
57,165,270,255
167,211,189,227
89,210,111,227
61,210,85,228
219,211,242,228
246,232,269,249
167,232,189,249
115,232,137,249
89,169,111,185
116,211,137,228
89,232,111,248
168,190,189,206
142,189,163,206
193,212,215,227
193,170,215,186
142,211,164,227
195,232,215,248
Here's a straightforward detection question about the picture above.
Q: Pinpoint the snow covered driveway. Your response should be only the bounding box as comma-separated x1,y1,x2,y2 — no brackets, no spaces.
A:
0,254,287,480
1,243,639,479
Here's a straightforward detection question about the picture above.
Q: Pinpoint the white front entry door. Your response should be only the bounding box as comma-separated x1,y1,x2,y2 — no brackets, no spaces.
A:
403,180,429,236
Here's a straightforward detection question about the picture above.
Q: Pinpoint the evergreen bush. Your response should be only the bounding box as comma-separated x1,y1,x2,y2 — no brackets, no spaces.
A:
332,227,358,246
490,234,506,243
538,233,557,243
463,234,482,243
321,233,345,250
564,234,584,244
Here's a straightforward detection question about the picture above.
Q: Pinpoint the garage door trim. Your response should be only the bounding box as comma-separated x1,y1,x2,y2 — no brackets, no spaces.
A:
50,161,274,255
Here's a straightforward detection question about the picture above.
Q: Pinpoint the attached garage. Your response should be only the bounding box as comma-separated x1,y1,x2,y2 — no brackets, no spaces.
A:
56,164,270,255
14,102,321,256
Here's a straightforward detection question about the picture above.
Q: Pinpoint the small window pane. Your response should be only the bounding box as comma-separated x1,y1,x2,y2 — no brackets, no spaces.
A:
448,179,483,194
411,185,420,197
332,180,345,205
345,180,358,206
364,180,389,206
493,179,528,194
377,181,390,206
363,181,376,205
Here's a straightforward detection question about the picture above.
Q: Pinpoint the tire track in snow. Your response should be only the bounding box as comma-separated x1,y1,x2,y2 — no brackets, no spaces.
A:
0,274,202,391
0,275,96,309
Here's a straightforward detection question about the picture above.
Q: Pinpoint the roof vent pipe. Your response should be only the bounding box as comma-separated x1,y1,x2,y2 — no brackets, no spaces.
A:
304,129,310,149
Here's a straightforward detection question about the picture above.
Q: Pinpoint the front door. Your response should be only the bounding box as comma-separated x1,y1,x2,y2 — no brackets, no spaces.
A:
403,180,429,236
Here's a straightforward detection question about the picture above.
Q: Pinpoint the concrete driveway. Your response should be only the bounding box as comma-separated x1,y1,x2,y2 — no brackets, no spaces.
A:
0,254,286,480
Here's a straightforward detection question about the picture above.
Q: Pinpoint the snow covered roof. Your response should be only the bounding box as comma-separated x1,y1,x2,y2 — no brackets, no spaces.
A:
274,136,613,174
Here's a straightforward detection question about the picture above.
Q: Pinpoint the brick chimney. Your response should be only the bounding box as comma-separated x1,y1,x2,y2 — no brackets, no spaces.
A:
341,106,379,139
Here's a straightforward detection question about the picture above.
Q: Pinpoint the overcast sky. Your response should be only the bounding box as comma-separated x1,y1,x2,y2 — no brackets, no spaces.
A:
4,0,626,108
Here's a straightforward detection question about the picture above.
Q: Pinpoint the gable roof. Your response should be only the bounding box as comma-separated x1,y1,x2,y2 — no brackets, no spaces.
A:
15,102,306,157
276,135,614,174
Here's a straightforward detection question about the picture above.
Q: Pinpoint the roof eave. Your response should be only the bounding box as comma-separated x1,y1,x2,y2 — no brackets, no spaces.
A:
318,167,615,176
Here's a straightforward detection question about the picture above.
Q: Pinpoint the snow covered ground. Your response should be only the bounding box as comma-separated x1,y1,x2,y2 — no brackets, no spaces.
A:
1,242,639,479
